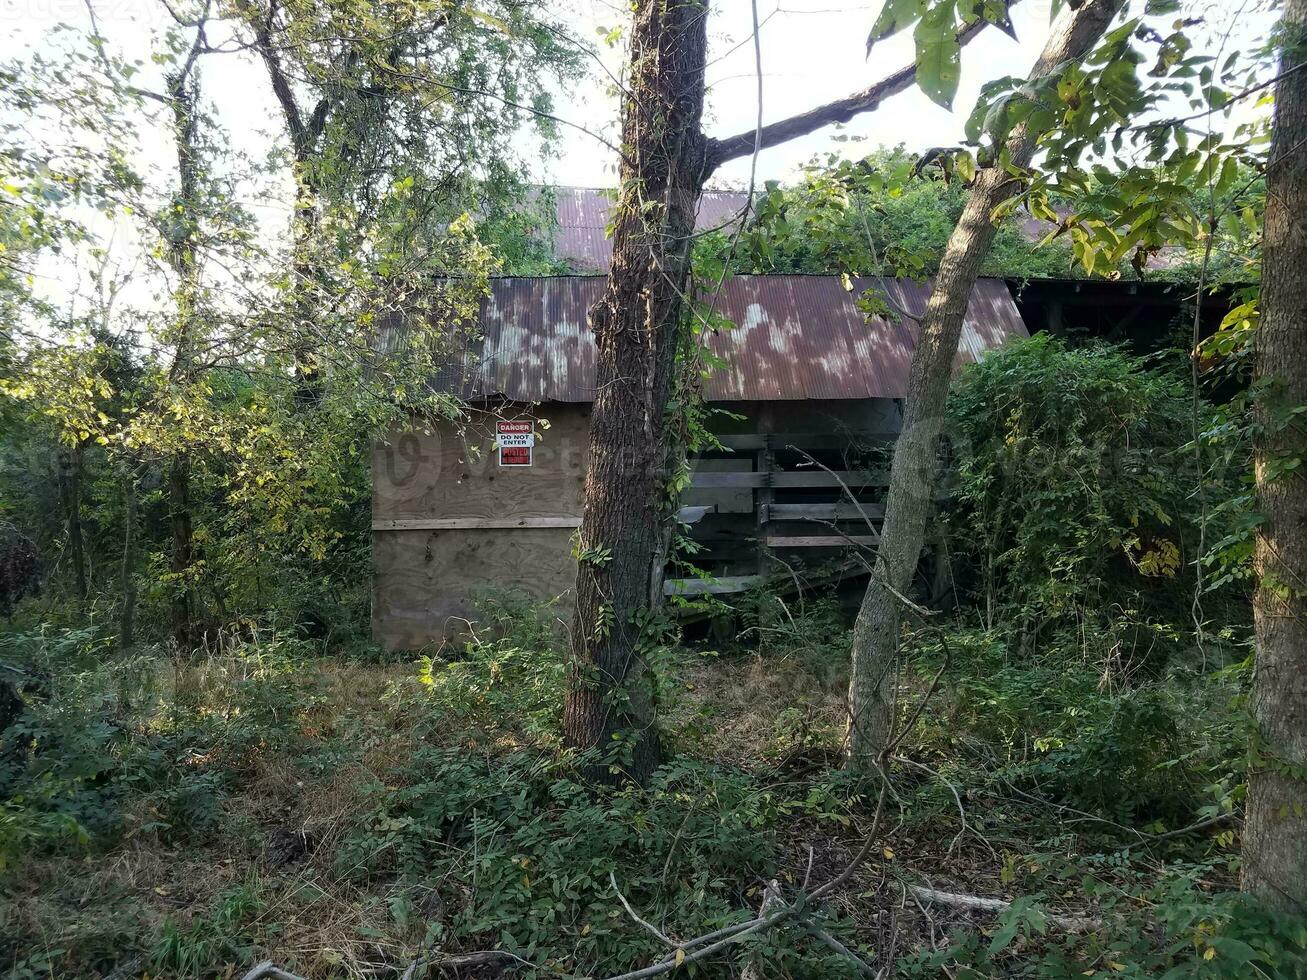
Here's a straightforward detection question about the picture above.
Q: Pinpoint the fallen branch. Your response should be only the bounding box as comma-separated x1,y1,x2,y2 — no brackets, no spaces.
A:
610,870,678,948
400,949,532,979
239,963,306,980
908,885,1102,933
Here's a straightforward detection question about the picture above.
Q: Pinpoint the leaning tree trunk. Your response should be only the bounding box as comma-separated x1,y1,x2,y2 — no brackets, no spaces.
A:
1243,0,1307,916
563,0,709,784
845,0,1124,771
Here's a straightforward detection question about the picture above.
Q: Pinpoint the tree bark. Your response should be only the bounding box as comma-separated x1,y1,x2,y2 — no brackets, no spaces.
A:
562,0,710,784
57,443,87,600
119,465,136,649
1243,0,1307,917
165,62,202,652
845,0,1123,771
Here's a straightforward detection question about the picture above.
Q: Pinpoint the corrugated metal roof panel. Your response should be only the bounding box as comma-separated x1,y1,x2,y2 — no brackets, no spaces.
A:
418,275,1027,403
552,188,750,272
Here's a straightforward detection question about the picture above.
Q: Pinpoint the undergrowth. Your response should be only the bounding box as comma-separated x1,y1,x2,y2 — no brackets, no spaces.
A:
1,599,1302,978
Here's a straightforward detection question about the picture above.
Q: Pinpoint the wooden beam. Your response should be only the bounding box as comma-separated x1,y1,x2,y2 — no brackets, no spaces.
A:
770,470,888,488
372,516,581,531
664,575,764,596
676,504,716,525
689,471,768,488
765,534,879,548
762,502,887,522
712,432,897,452
689,469,887,489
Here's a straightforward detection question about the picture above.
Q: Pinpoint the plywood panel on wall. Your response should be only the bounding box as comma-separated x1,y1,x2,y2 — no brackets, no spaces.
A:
373,404,592,523
372,402,590,650
372,527,578,650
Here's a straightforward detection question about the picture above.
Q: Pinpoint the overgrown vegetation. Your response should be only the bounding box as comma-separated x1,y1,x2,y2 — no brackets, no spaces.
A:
1,567,1299,977
0,342,1289,978
3,0,1303,974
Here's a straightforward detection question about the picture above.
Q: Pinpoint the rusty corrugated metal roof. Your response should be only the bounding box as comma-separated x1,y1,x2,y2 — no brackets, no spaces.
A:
552,187,750,272
423,275,1027,403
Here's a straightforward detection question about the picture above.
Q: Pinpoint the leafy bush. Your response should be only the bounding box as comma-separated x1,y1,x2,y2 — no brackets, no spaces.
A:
947,336,1223,652
901,858,1307,978
909,627,1245,825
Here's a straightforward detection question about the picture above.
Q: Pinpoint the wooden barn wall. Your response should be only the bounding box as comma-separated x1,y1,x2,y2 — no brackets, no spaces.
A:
679,399,901,514
371,398,901,650
372,403,591,650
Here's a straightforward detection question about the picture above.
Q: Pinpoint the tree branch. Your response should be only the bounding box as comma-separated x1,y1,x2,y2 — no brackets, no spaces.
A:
704,8,1011,171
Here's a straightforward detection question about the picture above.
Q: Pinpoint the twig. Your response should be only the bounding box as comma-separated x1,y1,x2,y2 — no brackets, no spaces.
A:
610,871,677,947
239,963,307,980
399,949,532,980
908,885,1101,933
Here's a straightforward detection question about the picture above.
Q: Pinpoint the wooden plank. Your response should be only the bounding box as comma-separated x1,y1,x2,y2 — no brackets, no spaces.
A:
373,516,582,531
770,470,888,488
676,505,716,525
689,469,887,489
766,535,878,549
689,471,768,488
714,432,896,451
762,502,887,522
664,575,763,596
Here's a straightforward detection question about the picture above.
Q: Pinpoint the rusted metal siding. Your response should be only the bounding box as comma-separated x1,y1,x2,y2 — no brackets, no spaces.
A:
552,187,749,272
425,275,1027,403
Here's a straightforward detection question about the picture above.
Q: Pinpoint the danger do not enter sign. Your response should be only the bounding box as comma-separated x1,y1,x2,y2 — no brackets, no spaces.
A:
496,420,534,467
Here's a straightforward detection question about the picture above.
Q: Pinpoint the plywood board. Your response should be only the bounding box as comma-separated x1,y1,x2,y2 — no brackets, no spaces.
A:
373,405,591,522
372,527,577,650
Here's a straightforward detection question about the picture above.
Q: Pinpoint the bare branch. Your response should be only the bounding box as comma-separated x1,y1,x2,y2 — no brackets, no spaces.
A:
908,885,1102,933
704,8,1013,171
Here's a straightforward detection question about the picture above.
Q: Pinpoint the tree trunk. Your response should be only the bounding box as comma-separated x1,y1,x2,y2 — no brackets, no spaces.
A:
165,66,201,652
845,0,1123,771
119,466,136,649
563,0,709,784
1243,0,1307,916
57,443,87,600
167,456,193,649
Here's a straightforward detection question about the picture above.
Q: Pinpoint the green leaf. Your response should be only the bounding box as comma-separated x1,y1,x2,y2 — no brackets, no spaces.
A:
914,0,961,109
869,0,925,53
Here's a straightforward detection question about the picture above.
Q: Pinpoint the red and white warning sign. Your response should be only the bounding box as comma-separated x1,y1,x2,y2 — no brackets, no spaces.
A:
496,420,534,467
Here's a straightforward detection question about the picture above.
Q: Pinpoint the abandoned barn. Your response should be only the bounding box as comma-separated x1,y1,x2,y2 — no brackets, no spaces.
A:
371,274,1028,650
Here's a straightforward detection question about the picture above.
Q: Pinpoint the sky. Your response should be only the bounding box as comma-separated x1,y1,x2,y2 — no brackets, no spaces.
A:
556,0,1062,188
1,0,1281,318
6,0,1278,192
3,0,1130,196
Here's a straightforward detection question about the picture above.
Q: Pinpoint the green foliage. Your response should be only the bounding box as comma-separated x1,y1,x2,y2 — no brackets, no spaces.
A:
947,336,1222,637
909,626,1246,824
0,626,323,864
333,750,798,973
900,860,1307,978
701,148,1078,282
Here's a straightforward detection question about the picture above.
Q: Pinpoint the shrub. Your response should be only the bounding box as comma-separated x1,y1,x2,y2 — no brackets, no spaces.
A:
947,335,1225,654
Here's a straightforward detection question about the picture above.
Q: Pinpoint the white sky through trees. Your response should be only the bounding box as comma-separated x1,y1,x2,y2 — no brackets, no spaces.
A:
1,0,1280,319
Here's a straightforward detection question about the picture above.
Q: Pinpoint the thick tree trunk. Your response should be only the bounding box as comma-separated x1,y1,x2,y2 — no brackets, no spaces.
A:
845,0,1123,771
119,466,136,649
563,0,709,784
1243,0,1307,916
57,443,87,600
